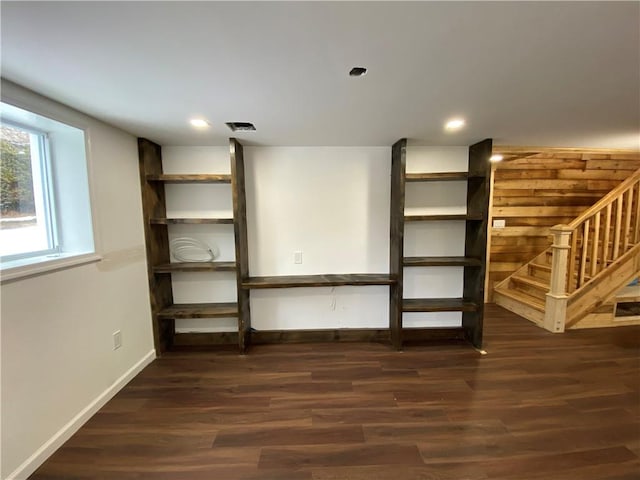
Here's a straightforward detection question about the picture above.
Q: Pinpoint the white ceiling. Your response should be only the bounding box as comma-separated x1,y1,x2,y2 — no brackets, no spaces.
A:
1,1,639,148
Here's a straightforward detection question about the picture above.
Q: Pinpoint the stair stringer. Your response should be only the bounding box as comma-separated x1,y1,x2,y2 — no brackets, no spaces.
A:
565,243,640,329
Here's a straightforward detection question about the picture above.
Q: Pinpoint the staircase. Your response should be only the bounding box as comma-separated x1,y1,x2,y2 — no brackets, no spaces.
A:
495,168,640,332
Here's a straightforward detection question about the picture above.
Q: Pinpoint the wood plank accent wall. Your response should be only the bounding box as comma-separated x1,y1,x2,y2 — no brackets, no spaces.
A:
486,148,640,302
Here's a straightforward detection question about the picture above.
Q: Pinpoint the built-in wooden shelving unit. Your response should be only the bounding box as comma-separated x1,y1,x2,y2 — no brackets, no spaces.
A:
389,138,492,350
139,136,491,354
138,138,243,354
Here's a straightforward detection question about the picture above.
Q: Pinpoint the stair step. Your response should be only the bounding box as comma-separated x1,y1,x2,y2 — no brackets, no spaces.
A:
495,286,545,312
512,274,549,292
494,286,545,327
522,262,593,284
528,262,551,280
510,274,549,301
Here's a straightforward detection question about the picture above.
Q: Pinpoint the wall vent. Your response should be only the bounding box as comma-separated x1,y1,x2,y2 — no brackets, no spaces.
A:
225,122,256,132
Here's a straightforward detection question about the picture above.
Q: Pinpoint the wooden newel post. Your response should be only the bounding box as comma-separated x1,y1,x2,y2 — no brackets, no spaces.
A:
544,225,573,333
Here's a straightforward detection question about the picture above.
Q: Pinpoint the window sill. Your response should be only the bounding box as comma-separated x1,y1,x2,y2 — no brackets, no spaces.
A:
0,252,103,284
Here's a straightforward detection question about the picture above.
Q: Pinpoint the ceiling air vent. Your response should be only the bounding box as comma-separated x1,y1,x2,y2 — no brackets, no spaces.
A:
226,122,256,132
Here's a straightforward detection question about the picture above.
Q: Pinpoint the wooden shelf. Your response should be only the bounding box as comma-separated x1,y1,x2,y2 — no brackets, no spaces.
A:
157,302,238,319
146,174,231,184
251,328,390,344
153,261,237,273
242,274,397,289
405,172,468,182
404,213,483,222
401,327,466,342
402,298,479,312
150,217,234,225
403,256,482,267
172,332,239,347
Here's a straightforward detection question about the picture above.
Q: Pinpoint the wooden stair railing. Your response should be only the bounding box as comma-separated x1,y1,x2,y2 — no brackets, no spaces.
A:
545,168,640,332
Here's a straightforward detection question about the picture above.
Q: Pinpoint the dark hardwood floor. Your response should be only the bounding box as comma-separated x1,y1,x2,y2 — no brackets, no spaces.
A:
31,305,640,479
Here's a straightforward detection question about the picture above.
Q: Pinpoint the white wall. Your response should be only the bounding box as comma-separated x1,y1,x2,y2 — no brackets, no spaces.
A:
0,81,154,479
246,147,391,330
404,147,468,327
162,145,467,333
162,147,238,333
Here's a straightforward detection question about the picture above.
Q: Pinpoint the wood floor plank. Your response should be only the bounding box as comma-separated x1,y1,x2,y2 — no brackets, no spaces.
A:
269,392,397,410
234,381,354,397
63,431,215,450
510,461,640,480
214,425,364,447
29,305,640,480
363,419,509,443
311,406,448,425
258,444,424,469
311,464,490,480
481,446,638,478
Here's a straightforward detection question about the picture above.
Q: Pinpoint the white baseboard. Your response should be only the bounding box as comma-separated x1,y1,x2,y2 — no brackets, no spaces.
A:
6,349,156,480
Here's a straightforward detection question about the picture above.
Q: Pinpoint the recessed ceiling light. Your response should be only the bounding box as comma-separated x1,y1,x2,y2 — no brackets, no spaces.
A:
445,118,465,131
349,67,367,77
490,154,504,163
189,118,209,128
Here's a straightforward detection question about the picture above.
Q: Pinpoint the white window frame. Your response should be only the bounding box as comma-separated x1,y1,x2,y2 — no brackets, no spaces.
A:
0,97,101,283
0,120,59,262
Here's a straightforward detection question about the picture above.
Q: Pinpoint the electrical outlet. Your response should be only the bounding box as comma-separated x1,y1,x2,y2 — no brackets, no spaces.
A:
294,251,303,264
113,330,122,350
493,219,506,228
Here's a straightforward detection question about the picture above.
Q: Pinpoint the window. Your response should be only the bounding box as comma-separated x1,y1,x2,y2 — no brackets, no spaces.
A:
1,122,57,260
0,101,96,277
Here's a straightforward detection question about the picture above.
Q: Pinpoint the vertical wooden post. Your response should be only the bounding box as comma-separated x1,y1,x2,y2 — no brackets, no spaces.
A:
463,138,492,349
613,198,623,259
623,189,632,252
633,183,640,243
230,138,251,354
484,164,496,302
138,138,173,354
389,139,406,350
634,183,640,244
544,225,573,333
590,212,600,277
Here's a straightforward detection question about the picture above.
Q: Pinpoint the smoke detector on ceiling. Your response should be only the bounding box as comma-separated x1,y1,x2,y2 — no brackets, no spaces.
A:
226,122,256,132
